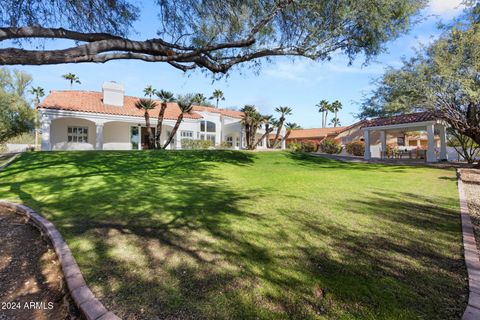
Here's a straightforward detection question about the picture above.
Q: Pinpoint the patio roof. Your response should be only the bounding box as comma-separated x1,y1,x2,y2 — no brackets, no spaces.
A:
362,111,440,129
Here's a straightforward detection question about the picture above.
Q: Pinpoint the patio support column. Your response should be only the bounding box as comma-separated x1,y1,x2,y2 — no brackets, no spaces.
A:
263,135,267,149
175,133,181,149
41,118,51,151
380,130,386,159
426,123,436,162
364,129,371,160
281,137,286,149
438,125,448,161
95,123,104,150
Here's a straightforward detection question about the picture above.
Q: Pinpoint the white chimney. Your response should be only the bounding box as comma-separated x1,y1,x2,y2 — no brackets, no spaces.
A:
102,81,124,107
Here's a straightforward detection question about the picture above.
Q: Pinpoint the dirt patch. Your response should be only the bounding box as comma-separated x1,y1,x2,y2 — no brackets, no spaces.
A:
460,169,480,252
0,208,80,320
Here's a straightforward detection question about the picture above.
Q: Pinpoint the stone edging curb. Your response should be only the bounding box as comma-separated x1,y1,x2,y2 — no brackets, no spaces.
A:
457,171,480,320
0,200,120,320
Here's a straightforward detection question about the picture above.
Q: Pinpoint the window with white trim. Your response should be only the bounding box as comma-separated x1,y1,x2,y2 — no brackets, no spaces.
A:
226,136,233,147
68,127,88,143
181,131,194,139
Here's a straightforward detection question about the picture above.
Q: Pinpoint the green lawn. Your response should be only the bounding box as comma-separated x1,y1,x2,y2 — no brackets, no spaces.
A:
0,151,467,319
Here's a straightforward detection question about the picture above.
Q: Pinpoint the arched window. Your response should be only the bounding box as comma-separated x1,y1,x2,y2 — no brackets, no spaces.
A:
200,120,216,133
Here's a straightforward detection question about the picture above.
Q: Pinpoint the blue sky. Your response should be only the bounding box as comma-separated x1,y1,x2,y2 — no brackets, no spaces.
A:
5,0,466,128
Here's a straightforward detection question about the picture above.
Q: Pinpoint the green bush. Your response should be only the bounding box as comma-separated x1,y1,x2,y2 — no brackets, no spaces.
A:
301,140,318,152
216,141,231,149
288,141,302,152
345,141,365,156
181,139,214,150
319,139,342,154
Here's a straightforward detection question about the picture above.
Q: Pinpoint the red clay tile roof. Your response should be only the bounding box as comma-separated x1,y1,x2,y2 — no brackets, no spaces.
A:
287,127,347,140
363,111,439,128
192,105,244,119
39,91,204,120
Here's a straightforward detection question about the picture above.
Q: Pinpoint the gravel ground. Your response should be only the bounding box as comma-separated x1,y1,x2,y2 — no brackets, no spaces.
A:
0,208,80,320
460,169,480,251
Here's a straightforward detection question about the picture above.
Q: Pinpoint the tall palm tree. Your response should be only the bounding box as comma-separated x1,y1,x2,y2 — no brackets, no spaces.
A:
278,122,301,147
155,90,176,149
143,85,157,99
62,73,81,88
209,89,225,108
240,105,257,149
135,98,157,149
331,100,342,127
163,94,194,149
330,117,341,127
272,106,293,148
28,86,45,150
316,100,330,128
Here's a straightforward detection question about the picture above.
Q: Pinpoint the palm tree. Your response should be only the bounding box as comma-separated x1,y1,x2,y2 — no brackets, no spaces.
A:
278,122,301,147
155,90,176,149
316,100,330,128
192,93,208,106
62,73,81,88
330,117,341,127
331,100,342,127
272,106,293,148
143,85,157,99
240,105,258,149
163,94,194,149
209,89,225,108
252,115,275,149
135,98,157,149
28,86,45,150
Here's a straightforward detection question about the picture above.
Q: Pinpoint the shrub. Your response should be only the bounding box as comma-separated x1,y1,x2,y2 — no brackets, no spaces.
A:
181,139,213,150
301,140,318,152
345,141,365,156
216,141,231,149
385,144,399,158
319,139,342,154
288,141,302,152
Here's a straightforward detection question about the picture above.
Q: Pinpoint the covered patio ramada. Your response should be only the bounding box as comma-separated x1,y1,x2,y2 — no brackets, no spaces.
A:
363,112,448,163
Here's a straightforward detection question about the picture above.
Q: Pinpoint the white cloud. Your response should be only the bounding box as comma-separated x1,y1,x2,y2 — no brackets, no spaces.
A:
264,61,310,82
428,0,465,16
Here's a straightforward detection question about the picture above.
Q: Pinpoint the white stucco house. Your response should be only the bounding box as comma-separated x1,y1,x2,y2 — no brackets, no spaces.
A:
38,82,284,151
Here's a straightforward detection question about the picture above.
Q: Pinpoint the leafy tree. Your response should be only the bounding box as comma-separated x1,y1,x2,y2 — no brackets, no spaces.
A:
272,106,292,148
316,100,330,128
155,90,176,149
134,98,157,149
331,100,343,127
28,86,45,149
163,94,194,149
359,5,480,165
192,93,213,106
447,128,480,163
0,68,34,145
209,89,225,108
62,73,81,88
0,1,426,74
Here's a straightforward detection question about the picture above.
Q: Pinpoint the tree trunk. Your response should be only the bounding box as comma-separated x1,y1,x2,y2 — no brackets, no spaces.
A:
144,110,155,149
252,127,274,149
163,113,184,149
277,130,291,148
155,102,167,149
272,121,284,148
